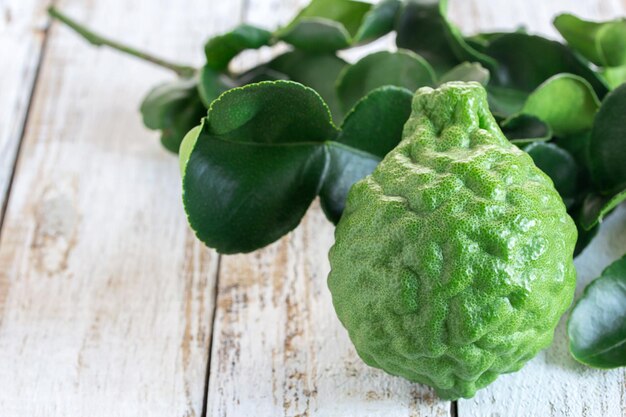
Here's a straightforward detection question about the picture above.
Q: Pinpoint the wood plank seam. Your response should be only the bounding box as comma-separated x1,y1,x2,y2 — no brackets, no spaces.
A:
0,0,54,235
201,255,223,417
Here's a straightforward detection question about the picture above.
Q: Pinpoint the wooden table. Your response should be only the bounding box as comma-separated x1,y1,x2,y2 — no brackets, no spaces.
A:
0,0,625,415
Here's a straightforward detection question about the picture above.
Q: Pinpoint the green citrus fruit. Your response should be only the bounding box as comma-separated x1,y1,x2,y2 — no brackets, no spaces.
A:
328,82,577,400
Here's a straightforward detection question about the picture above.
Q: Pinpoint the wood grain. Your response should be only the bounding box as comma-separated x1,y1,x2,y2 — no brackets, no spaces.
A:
0,0,243,415
0,0,50,224
451,1,626,416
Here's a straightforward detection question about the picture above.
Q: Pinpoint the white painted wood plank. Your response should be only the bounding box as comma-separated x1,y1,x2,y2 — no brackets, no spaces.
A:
0,0,244,416
0,0,50,222
452,1,626,416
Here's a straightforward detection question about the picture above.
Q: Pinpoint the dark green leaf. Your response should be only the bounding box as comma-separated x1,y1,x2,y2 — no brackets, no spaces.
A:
320,86,414,222
589,83,626,194
198,66,236,107
573,214,599,257
524,142,579,209
204,24,273,71
354,0,401,43
520,74,600,137
336,86,413,158
140,78,207,153
438,62,489,85
279,19,351,52
320,144,380,224
580,190,626,230
277,0,372,51
268,50,348,121
501,114,552,145
487,85,528,118
395,0,458,73
568,254,626,369
182,81,336,254
283,0,372,36
395,0,495,75
485,33,608,98
336,50,435,112
235,65,289,85
555,14,626,67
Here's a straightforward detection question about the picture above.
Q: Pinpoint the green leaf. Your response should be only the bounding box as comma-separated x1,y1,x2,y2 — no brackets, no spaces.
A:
198,66,236,108
283,0,372,36
438,62,489,85
235,65,289,85
589,83,626,194
580,190,626,230
568,254,626,369
354,0,401,44
268,50,347,121
140,78,207,153
320,86,414,222
204,24,273,71
395,0,495,74
520,74,600,137
279,18,351,52
336,50,435,113
523,142,579,209
555,14,626,67
277,0,372,51
554,14,606,66
320,144,380,224
487,85,528,118
501,114,552,145
601,65,626,90
485,33,608,98
182,81,336,254
573,213,599,258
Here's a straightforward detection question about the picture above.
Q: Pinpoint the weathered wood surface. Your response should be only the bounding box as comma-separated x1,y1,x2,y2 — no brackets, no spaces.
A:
0,0,625,416
0,0,243,415
0,0,50,223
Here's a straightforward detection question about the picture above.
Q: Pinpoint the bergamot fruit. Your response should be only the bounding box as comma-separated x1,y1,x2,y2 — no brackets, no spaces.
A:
328,82,577,400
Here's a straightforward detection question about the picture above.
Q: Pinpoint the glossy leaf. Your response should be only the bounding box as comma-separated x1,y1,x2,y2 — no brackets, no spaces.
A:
277,0,371,51
555,14,626,67
336,86,413,158
204,24,273,71
487,85,528,118
320,144,380,224
438,62,489,85
198,66,236,107
501,114,552,145
485,33,608,98
589,83,626,194
520,74,600,137
279,18,351,52
140,78,207,153
568,254,626,369
268,50,347,121
395,0,494,74
320,86,414,222
354,0,401,43
580,190,626,230
182,81,336,254
283,0,371,36
336,50,435,112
